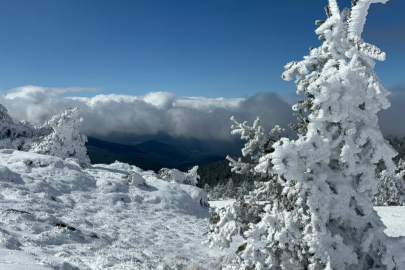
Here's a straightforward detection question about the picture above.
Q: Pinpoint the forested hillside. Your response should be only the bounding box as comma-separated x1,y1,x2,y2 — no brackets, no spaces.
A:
85,137,227,171
86,135,405,190
197,135,405,190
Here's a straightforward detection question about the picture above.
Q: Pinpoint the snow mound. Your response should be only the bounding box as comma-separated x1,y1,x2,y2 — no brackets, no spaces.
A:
128,172,146,186
0,151,228,269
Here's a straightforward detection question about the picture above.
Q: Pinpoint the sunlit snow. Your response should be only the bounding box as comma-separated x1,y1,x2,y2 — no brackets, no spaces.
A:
0,150,235,269
0,150,403,269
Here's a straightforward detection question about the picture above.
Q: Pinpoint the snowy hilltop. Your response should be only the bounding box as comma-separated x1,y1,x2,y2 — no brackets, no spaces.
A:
0,149,235,269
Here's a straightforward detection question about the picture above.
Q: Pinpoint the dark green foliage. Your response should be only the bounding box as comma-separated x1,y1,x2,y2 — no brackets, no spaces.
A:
236,243,247,254
197,135,405,192
386,136,405,163
197,157,256,188
209,211,220,225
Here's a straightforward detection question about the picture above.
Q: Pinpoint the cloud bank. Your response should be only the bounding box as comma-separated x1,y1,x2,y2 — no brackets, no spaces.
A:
1,86,296,141
2,85,404,142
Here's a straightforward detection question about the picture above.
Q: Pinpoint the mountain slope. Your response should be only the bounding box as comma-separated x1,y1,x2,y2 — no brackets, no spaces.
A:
86,137,180,171
85,137,233,171
135,140,189,161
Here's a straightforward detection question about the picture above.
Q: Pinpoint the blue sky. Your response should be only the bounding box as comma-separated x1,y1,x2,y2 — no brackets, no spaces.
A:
0,0,404,99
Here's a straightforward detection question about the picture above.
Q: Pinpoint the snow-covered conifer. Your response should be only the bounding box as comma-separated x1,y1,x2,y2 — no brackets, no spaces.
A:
203,183,211,193
224,179,237,199
236,180,254,198
207,183,226,200
205,0,405,269
30,107,90,167
375,158,405,206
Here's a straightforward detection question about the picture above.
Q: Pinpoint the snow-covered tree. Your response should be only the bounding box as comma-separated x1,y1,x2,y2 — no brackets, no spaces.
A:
236,180,254,198
30,107,90,167
224,179,237,198
207,183,226,200
203,183,211,193
375,158,405,206
205,0,405,269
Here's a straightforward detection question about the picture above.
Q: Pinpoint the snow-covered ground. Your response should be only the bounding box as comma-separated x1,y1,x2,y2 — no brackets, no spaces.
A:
0,150,235,269
0,149,404,269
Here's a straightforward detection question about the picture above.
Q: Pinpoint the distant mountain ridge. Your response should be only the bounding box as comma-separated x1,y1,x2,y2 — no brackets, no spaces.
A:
85,136,240,172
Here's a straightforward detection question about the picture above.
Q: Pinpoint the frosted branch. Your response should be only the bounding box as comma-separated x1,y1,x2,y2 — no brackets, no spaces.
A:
348,0,390,40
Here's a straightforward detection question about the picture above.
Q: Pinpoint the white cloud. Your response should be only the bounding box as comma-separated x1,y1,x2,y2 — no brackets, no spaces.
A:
174,96,244,111
1,86,297,141
5,85,100,100
3,85,404,141
143,92,177,109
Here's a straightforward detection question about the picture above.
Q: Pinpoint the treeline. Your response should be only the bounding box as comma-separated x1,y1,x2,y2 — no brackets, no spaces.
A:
197,156,257,188
199,135,405,201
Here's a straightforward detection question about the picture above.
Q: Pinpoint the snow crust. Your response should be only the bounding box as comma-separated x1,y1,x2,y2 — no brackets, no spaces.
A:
0,150,232,269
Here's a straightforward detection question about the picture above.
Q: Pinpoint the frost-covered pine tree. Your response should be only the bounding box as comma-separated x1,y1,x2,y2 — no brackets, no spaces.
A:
224,179,237,198
236,180,254,198
203,183,211,193
205,0,405,269
208,183,226,200
375,158,405,206
31,107,90,167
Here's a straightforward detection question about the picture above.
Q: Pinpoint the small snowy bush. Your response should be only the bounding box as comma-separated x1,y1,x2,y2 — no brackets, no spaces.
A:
29,107,90,167
157,166,200,186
